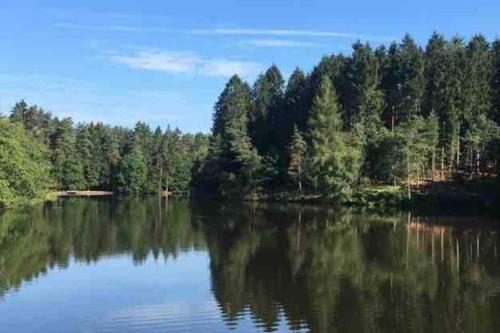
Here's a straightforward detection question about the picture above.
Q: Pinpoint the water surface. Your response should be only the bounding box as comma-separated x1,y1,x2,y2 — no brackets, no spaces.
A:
1,198,500,332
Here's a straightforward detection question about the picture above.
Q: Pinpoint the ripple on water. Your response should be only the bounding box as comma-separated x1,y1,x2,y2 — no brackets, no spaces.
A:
95,301,225,333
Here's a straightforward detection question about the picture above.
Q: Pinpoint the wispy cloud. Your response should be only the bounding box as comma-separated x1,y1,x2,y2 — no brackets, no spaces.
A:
201,60,263,77
53,22,171,33
111,51,199,74
241,39,321,48
53,21,395,42
191,28,396,42
109,50,263,78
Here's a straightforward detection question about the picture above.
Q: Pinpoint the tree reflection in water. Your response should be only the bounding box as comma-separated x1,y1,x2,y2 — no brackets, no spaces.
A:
1,198,500,332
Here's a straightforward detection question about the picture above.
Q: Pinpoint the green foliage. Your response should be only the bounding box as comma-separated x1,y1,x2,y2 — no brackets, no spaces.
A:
2,32,500,204
307,76,362,195
379,35,425,129
61,157,85,190
283,68,309,134
116,150,148,195
249,65,284,154
76,125,99,189
397,35,426,121
346,41,385,127
492,40,500,124
3,100,208,201
9,100,54,144
366,128,407,183
201,75,261,197
198,33,500,200
0,118,51,208
51,118,78,189
287,126,307,191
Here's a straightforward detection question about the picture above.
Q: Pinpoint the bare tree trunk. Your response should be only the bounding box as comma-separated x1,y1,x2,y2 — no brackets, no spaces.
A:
158,153,163,194
449,140,455,175
432,148,435,182
407,149,411,199
476,150,480,175
456,133,460,170
417,166,420,192
298,161,302,192
441,147,445,180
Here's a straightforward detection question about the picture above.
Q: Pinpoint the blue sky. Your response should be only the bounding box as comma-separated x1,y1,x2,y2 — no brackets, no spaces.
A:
1,0,499,133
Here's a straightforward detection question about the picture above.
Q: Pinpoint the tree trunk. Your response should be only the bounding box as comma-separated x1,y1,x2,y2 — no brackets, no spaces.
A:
298,161,302,192
165,173,169,198
432,148,435,182
158,153,163,194
407,148,411,199
417,166,420,192
441,146,445,180
449,141,455,174
476,150,480,175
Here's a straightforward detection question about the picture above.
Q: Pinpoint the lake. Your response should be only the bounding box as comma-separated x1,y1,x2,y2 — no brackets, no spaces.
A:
1,198,500,332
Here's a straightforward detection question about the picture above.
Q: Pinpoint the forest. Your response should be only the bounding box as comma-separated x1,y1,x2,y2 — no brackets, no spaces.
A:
196,33,500,201
0,101,209,208
1,32,500,208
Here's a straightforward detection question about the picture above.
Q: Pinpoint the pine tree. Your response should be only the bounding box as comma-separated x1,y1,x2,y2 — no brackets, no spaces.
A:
10,101,54,145
309,55,348,120
380,42,400,129
131,122,155,191
424,32,450,173
76,125,99,189
288,126,307,192
116,150,147,195
424,33,449,116
51,118,78,189
397,34,426,122
492,40,500,124
209,75,261,195
426,111,440,180
9,100,28,123
152,126,164,193
248,65,284,154
464,35,492,123
345,41,385,127
307,76,360,194
283,67,309,137
61,157,85,190
443,37,466,171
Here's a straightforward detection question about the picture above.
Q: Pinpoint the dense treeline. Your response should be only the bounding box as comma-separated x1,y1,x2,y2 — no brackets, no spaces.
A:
0,100,208,208
0,118,51,208
2,32,500,208
195,33,500,200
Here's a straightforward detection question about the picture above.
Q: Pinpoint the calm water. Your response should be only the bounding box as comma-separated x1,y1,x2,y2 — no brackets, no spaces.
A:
1,198,500,332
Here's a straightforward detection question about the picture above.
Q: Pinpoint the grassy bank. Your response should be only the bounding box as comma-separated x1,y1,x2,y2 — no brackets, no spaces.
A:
244,185,405,208
241,179,500,215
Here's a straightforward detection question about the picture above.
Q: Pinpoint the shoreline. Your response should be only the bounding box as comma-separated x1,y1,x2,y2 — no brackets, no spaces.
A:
55,190,114,197
2,185,497,217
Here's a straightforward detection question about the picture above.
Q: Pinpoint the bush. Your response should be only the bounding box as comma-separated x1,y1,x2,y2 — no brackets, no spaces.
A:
0,118,52,208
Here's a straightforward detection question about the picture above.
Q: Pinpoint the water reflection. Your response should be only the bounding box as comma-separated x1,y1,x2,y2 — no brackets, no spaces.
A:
1,198,500,332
